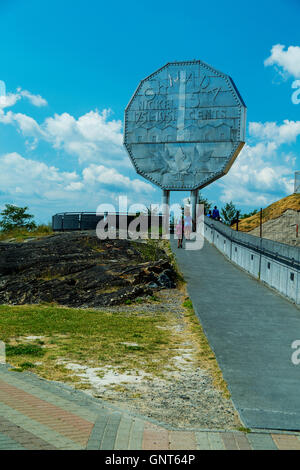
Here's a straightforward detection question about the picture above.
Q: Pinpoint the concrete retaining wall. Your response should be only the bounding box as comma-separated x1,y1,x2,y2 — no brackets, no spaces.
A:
204,217,300,305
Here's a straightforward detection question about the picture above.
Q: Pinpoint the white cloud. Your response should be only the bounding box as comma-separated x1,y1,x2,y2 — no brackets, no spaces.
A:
0,84,125,166
43,112,76,147
264,44,300,79
6,112,42,136
217,138,295,207
0,152,80,197
77,110,122,144
65,181,84,191
42,109,124,163
227,102,300,208
0,87,47,110
0,107,126,164
249,120,300,145
0,93,21,109
82,164,154,193
18,89,48,107
0,151,155,216
0,87,157,217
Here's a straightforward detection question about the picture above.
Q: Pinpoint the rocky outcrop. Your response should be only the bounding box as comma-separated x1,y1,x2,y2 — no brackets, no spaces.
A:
0,232,176,307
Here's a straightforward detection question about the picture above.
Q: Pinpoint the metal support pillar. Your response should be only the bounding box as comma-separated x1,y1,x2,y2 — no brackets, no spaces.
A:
190,189,198,232
260,208,263,238
162,190,170,238
162,189,170,208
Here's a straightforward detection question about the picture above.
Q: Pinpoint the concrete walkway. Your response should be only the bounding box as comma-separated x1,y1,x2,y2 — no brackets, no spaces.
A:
0,364,300,450
171,237,300,431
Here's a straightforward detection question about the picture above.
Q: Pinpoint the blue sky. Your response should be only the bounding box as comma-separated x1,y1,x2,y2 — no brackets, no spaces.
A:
0,0,300,223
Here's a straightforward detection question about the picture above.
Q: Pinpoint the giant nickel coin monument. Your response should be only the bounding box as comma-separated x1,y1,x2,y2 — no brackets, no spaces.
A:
124,60,246,225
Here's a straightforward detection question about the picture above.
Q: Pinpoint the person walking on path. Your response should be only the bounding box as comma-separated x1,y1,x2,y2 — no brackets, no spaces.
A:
184,208,192,239
175,218,183,248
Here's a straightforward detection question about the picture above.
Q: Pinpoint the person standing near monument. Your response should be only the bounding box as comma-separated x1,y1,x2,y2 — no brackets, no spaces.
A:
176,218,183,248
184,208,192,239
212,206,220,221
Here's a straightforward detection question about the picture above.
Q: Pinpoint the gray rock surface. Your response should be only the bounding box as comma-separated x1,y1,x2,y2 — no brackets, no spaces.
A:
0,232,176,307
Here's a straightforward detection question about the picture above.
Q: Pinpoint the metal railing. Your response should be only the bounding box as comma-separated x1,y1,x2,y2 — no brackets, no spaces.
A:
204,217,300,271
52,212,163,232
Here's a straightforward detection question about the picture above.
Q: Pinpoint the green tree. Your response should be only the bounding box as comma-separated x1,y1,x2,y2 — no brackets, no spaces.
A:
240,209,259,219
221,201,239,225
0,204,36,232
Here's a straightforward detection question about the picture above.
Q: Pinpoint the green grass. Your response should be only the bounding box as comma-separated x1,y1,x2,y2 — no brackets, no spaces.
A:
0,224,53,242
238,427,251,433
6,344,45,357
0,303,183,382
132,239,167,262
0,294,232,400
10,361,37,372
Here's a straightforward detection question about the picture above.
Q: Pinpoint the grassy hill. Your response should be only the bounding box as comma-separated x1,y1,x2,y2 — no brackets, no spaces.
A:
234,193,300,232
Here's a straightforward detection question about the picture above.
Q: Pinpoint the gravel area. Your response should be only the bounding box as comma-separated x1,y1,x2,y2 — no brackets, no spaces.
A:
105,369,240,430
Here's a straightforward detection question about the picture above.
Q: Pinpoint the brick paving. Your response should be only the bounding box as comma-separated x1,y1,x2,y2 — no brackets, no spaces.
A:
0,365,300,450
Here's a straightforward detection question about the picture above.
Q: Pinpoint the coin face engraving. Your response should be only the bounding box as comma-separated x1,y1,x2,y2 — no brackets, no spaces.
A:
124,61,246,190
